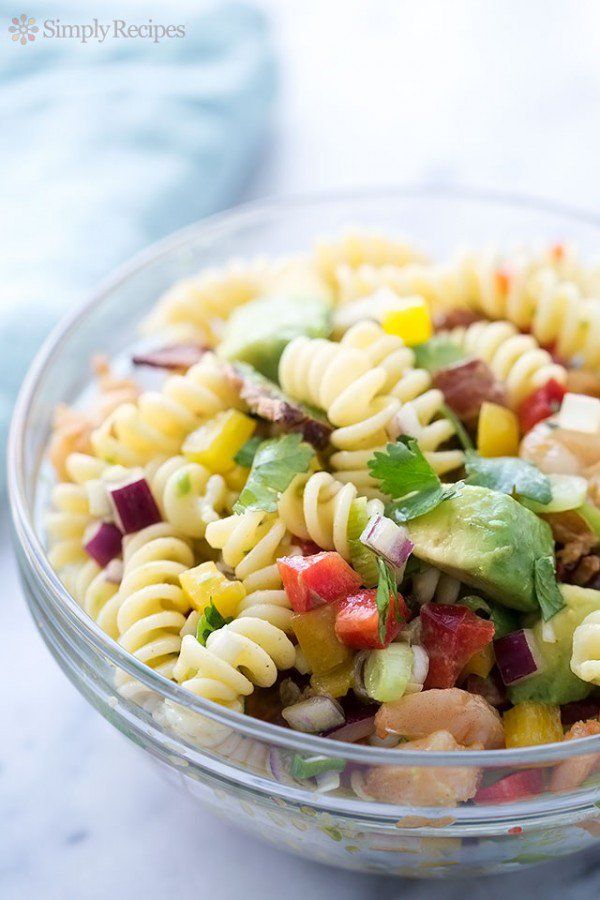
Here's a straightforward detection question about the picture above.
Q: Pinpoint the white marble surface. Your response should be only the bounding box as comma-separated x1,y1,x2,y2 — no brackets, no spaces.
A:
3,1,600,897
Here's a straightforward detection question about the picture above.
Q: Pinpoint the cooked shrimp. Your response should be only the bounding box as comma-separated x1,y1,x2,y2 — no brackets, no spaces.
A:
520,420,600,478
364,730,482,806
376,688,505,749
549,719,600,793
49,355,140,479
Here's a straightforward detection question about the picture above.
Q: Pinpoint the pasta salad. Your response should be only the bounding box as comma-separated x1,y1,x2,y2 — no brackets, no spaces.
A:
45,230,600,803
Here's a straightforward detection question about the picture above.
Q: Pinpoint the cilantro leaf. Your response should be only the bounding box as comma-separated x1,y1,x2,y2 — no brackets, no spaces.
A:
233,433,315,514
234,435,262,468
465,452,552,504
534,556,565,621
368,437,463,523
196,601,233,646
375,557,400,642
441,403,474,451
413,336,465,373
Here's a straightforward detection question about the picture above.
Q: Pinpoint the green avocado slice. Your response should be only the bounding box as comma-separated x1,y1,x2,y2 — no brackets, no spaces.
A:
509,584,600,705
406,485,554,612
218,295,332,382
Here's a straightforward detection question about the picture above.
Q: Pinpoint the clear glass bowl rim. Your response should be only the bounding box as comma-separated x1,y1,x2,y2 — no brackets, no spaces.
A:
9,185,600,769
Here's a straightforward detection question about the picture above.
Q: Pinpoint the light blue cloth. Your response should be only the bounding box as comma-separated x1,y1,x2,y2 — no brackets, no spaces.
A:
0,0,275,483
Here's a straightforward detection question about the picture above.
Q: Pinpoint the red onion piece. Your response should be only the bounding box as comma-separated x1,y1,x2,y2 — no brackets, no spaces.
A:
84,521,123,568
494,628,542,686
108,475,161,534
324,715,376,743
360,514,414,569
132,342,208,371
560,699,600,728
282,696,344,733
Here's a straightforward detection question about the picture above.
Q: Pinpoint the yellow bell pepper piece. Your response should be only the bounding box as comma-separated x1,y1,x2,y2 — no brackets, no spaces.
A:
292,605,353,676
503,701,564,748
182,409,255,474
225,464,250,492
311,657,355,698
460,643,495,679
381,298,432,346
180,561,245,618
477,401,520,457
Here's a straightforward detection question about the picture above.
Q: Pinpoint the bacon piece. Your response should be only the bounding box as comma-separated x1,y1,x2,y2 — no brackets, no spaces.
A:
432,357,507,426
132,342,209,371
433,309,483,330
225,363,332,450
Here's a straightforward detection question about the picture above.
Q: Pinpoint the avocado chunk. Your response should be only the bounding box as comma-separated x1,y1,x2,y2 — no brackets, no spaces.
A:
509,584,600,705
218,295,332,382
406,485,554,612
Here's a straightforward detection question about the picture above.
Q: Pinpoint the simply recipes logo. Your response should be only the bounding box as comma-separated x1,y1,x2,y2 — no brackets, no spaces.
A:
8,13,186,45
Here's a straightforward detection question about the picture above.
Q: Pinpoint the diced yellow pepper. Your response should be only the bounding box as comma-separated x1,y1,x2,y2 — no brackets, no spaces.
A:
477,401,520,457
311,657,355,698
381,298,432,346
225,464,250,492
460,643,495,679
179,561,245,618
292,605,353,676
503,701,564,748
182,410,255,474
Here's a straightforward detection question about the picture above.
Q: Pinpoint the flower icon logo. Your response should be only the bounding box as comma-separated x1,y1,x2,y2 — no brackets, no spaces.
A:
8,13,38,44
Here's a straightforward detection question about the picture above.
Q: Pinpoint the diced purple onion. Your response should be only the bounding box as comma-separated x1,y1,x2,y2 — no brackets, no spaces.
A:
85,479,113,519
323,713,376,743
560,699,600,728
104,558,124,584
108,475,161,534
387,404,421,441
132,342,208,371
268,748,291,784
281,696,345,734
84,521,123,568
494,629,542,686
360,514,414,569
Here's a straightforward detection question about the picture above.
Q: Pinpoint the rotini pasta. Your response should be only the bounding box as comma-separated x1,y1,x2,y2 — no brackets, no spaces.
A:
278,471,383,560
91,352,241,466
205,511,295,633
571,610,600,685
314,230,426,287
441,319,567,406
115,523,195,679
145,455,232,538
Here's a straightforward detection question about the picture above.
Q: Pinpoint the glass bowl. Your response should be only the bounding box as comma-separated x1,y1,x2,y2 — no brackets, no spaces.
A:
8,188,600,878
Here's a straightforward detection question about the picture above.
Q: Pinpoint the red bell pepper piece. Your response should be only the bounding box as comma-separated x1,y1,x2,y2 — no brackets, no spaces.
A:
420,603,495,689
518,378,566,434
474,769,544,804
335,589,409,650
277,551,362,613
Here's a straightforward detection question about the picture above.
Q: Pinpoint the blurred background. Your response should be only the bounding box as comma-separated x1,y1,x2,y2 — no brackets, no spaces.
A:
1,1,599,897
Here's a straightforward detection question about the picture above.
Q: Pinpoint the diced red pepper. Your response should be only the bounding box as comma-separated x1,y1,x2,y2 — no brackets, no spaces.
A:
277,551,362,613
335,589,409,650
474,769,544,804
518,378,566,434
494,265,513,296
420,603,495,689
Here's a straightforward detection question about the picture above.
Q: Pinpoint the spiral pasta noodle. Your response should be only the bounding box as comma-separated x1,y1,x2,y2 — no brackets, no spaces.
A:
114,523,195,681
334,261,469,310
174,620,295,707
145,256,332,343
91,352,241,467
145,455,232,539
314,230,426,287
442,319,567,407
278,471,384,560
205,511,295,633
279,323,464,493
571,610,600,685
